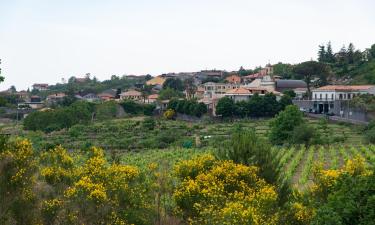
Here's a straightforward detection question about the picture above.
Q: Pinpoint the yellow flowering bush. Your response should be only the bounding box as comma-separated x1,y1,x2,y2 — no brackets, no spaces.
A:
61,147,152,225
287,155,372,225
163,109,175,120
40,145,75,185
0,139,39,224
173,155,279,224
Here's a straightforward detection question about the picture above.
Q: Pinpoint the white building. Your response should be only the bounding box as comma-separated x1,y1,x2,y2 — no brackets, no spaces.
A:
310,85,375,114
312,85,375,101
32,83,49,91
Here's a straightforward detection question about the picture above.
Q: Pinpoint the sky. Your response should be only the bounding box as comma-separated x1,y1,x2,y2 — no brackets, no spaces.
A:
0,0,374,91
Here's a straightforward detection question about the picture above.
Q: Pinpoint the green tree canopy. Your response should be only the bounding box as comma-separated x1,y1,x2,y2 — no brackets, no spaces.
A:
162,78,184,91
215,97,236,118
269,105,304,145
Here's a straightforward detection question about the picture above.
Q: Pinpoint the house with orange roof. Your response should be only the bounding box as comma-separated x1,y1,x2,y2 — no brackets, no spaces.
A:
224,87,269,102
146,94,159,103
225,75,242,84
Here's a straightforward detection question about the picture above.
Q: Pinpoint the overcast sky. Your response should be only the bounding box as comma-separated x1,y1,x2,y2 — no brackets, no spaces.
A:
0,0,374,90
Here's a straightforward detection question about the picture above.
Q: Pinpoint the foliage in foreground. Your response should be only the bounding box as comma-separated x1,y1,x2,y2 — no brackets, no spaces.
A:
1,138,374,225
287,156,375,225
173,154,280,225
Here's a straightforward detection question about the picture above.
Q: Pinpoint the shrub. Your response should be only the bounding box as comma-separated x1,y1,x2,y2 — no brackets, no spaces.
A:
142,117,156,130
95,100,117,120
216,97,236,118
23,101,94,132
269,105,304,145
163,109,175,120
291,123,319,146
173,155,280,224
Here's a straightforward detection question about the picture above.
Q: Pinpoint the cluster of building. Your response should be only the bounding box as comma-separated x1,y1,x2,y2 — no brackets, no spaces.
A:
3,65,375,122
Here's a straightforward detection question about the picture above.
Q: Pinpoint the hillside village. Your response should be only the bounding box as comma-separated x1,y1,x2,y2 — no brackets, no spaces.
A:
1,0,375,223
1,56,375,124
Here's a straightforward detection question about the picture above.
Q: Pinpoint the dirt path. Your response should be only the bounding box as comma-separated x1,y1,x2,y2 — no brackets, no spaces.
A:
291,147,309,189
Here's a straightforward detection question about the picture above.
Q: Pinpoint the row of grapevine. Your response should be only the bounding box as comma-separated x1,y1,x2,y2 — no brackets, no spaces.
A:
276,145,375,189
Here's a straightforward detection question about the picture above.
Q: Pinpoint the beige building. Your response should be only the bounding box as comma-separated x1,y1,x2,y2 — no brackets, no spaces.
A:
120,90,143,102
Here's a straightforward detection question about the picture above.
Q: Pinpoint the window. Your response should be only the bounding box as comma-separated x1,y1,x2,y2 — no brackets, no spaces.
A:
320,94,322,99
339,94,343,100
331,94,334,100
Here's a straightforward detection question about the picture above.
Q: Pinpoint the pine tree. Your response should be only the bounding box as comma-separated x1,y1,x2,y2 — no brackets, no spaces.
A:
326,41,335,63
347,43,355,64
318,45,326,62
337,45,348,65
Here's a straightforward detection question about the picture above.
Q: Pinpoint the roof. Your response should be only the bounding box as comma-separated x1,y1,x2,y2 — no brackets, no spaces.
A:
243,73,264,79
294,87,308,91
146,76,166,86
99,89,116,96
48,93,66,98
276,80,307,88
148,94,159,99
225,88,252,95
33,83,49,87
98,93,115,98
120,90,142,96
225,75,241,83
315,85,375,91
83,93,98,98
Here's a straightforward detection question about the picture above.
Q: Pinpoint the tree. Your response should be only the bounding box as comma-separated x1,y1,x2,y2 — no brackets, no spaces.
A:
291,123,318,146
184,78,197,100
293,61,329,97
370,44,375,58
215,97,236,118
0,59,4,83
283,90,296,98
336,45,348,66
279,94,293,111
326,41,335,63
318,45,326,62
273,63,294,79
269,105,304,145
347,43,355,64
162,78,184,91
158,88,181,100
263,93,280,117
9,85,16,92
248,93,263,117
217,129,280,184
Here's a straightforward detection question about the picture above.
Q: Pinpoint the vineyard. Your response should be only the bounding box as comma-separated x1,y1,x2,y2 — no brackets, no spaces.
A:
119,144,375,190
273,145,374,189
0,116,366,152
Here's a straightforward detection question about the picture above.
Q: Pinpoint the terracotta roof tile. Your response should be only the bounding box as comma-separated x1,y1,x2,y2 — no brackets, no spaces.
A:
316,85,375,91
